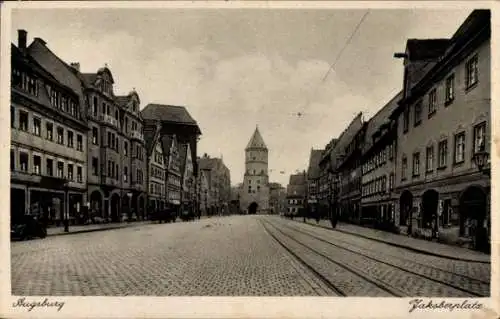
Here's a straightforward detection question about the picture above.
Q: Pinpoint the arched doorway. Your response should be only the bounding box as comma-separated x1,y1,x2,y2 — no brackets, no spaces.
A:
110,194,120,222
459,186,488,252
248,202,258,215
90,190,103,217
421,190,439,229
399,191,413,226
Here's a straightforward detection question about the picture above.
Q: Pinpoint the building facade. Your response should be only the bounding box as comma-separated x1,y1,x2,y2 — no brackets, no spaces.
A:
360,92,401,228
239,126,270,214
285,172,306,217
306,149,323,219
180,143,196,216
11,30,88,225
164,135,182,212
144,122,167,213
198,154,231,216
269,182,286,215
391,10,491,251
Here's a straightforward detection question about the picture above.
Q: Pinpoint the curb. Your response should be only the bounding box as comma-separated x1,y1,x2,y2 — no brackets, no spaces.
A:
47,222,153,237
290,218,490,264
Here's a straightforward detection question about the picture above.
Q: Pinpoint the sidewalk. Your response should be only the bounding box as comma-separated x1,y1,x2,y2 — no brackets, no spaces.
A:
46,220,154,237
293,218,490,263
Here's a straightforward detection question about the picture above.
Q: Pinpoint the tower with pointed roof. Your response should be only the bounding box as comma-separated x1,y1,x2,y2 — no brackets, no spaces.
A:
240,126,269,214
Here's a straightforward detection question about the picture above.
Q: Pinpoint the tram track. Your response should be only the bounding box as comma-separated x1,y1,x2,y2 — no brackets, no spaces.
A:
276,220,489,297
261,219,405,296
262,218,485,297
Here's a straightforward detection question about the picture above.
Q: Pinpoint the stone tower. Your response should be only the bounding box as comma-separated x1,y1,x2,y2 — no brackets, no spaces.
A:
240,126,270,214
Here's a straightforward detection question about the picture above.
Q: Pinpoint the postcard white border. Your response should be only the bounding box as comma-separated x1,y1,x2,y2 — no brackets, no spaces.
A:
1,1,498,319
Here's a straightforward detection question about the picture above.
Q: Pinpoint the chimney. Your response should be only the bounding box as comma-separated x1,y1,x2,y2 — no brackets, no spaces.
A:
70,62,80,71
18,29,27,51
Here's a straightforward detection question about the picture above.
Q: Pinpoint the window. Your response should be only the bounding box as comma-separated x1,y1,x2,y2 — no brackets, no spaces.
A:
10,150,15,171
46,159,53,176
389,173,394,190
77,166,82,183
19,111,28,131
124,166,128,182
57,161,64,178
115,164,119,179
31,117,41,136
93,97,98,116
124,141,128,156
67,130,74,148
92,127,98,145
108,132,112,147
57,127,64,144
412,153,420,177
92,157,99,176
454,132,466,164
20,152,29,172
401,156,407,181
107,160,111,177
33,155,41,174
403,107,409,133
77,134,83,151
68,164,74,180
438,140,448,168
473,122,486,154
46,123,53,141
428,89,437,117
426,146,434,172
414,100,422,126
445,74,455,104
466,54,478,89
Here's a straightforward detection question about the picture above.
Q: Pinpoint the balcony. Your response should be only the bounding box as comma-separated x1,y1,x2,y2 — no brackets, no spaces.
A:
102,114,119,128
130,130,144,141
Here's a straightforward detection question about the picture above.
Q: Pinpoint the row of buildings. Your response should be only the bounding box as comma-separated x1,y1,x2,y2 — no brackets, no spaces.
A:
10,29,231,225
286,10,491,252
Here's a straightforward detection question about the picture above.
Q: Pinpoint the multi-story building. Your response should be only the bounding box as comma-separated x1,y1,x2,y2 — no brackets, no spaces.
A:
198,154,231,215
269,182,286,215
179,143,196,215
391,10,491,251
360,91,401,228
318,138,338,220
306,149,323,219
11,31,89,226
162,134,182,213
144,122,167,213
197,167,210,216
285,172,306,217
333,112,366,223
240,126,270,214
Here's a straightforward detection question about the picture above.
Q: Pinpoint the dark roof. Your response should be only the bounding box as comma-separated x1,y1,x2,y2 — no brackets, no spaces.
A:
161,135,174,159
362,91,402,155
329,112,364,169
141,103,199,126
27,39,84,99
289,173,306,185
80,73,97,88
144,122,160,156
115,95,129,107
246,126,267,149
287,174,306,197
307,149,323,179
406,39,450,61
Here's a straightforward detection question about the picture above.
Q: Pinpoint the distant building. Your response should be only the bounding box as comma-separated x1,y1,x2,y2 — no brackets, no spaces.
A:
144,122,167,213
179,143,196,215
239,126,270,214
285,172,306,217
162,134,182,212
198,154,231,216
306,149,323,218
269,182,286,215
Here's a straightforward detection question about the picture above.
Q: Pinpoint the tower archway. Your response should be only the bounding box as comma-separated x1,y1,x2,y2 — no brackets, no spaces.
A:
248,202,258,215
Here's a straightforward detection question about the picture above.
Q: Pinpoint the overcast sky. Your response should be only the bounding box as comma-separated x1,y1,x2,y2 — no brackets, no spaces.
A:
11,7,472,186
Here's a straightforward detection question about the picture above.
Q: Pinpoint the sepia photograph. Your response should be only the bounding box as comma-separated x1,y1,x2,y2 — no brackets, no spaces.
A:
1,1,497,318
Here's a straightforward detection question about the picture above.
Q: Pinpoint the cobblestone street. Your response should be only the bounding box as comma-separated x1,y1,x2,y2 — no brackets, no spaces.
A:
10,215,490,296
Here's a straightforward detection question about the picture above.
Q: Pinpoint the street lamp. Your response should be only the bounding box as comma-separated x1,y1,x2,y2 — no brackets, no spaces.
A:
472,141,490,176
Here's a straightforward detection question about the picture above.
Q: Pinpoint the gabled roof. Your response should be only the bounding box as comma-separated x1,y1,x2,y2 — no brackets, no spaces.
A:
287,173,306,197
362,91,402,155
141,103,199,126
289,173,306,185
246,126,267,150
144,121,161,157
27,38,84,99
329,112,364,169
307,149,324,179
